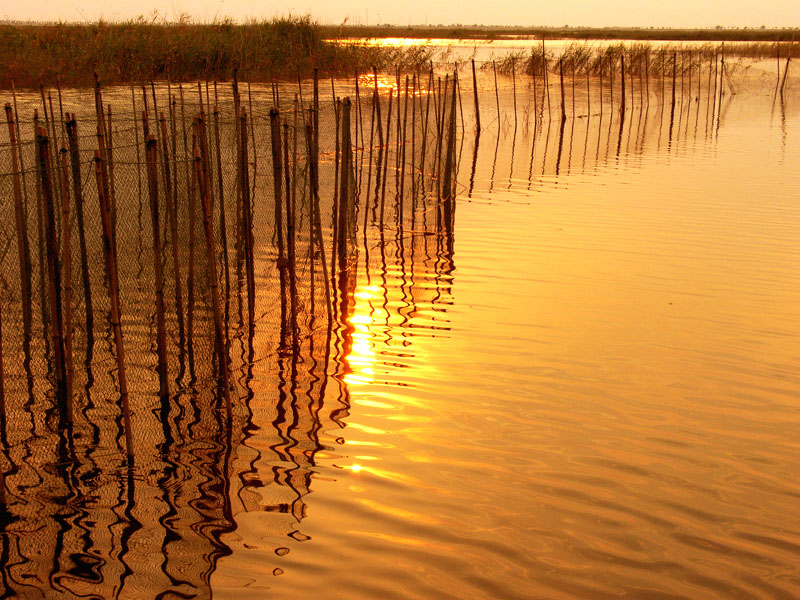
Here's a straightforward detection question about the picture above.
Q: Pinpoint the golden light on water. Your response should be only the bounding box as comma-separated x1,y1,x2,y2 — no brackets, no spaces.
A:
342,285,379,386
357,73,434,95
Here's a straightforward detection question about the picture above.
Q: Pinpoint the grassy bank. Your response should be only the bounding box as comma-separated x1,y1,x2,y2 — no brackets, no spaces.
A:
0,17,434,89
323,24,799,43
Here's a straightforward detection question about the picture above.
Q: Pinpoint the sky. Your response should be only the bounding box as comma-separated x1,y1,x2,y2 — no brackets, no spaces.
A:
2,0,798,28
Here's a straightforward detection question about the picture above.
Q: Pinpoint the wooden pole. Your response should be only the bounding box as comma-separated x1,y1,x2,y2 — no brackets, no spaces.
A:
4,105,33,342
471,59,481,133
380,90,393,227
240,110,256,330
283,120,299,355
58,147,74,414
780,55,791,97
493,61,501,126
620,54,626,116
93,148,134,464
559,58,567,122
339,98,352,275
145,136,170,400
37,128,68,422
159,113,185,348
193,123,233,423
65,115,93,352
269,108,289,348
212,101,230,331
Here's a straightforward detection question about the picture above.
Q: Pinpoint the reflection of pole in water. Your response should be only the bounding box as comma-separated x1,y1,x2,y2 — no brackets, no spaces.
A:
469,132,481,198
555,116,566,177
567,111,575,175
505,102,517,190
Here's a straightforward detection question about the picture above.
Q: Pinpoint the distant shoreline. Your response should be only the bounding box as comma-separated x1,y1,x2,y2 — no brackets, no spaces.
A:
320,25,799,43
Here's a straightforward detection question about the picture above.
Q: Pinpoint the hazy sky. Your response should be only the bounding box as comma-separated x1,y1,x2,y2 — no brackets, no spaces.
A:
3,0,798,28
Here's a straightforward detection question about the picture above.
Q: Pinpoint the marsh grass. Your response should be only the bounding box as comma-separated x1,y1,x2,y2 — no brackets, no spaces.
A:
0,17,434,89
498,41,800,77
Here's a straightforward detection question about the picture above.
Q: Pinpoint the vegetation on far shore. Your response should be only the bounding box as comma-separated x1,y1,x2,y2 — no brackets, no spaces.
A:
1,17,796,89
323,24,800,43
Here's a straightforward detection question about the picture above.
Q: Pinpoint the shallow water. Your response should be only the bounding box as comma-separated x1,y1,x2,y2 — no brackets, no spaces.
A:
0,66,799,598
222,97,799,599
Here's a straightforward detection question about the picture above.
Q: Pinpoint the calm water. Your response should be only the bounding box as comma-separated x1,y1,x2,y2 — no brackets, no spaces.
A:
0,64,798,599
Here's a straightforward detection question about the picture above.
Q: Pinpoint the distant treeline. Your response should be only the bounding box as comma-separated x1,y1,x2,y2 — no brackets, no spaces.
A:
0,17,434,89
324,24,800,43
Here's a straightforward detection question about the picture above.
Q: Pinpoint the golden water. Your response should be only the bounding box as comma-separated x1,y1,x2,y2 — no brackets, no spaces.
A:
213,90,800,596
0,68,798,599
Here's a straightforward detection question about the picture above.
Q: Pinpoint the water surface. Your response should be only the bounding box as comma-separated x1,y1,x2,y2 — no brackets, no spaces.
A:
0,67,798,599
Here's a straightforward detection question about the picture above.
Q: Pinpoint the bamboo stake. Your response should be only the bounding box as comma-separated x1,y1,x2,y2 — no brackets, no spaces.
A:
559,58,567,122
94,148,134,465
212,103,230,331
269,109,288,348
193,122,232,424
240,110,256,330
672,52,678,117
65,116,93,352
159,113,185,348
411,74,418,202
543,38,551,117
4,105,32,342
145,136,169,400
331,97,341,282
471,59,481,133
532,51,539,119
305,119,333,327
586,65,591,117
441,73,458,235
106,105,117,241
780,54,791,97
493,61,501,126
37,129,68,419
380,89,393,227
284,120,299,355
620,55,626,116
419,70,432,188
400,78,409,217
58,147,74,414
34,110,50,339
339,98,352,275
512,57,518,127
